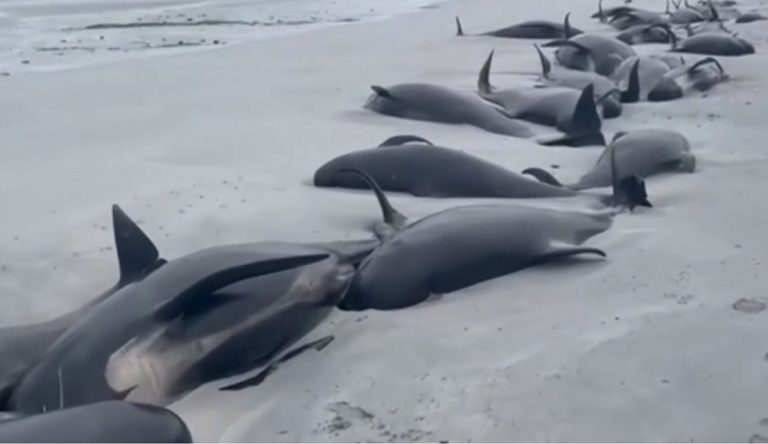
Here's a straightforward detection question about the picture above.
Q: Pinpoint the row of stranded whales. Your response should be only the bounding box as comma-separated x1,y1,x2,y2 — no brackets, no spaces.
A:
365,0,755,142
533,44,624,117
314,128,692,200
0,205,164,398
0,401,192,443
478,50,606,145
542,18,637,76
0,0,758,440
614,55,727,102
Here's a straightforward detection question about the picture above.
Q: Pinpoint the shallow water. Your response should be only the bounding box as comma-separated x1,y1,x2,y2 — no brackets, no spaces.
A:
0,0,439,72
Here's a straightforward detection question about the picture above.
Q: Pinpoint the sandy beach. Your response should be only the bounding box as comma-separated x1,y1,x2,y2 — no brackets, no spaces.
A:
1,0,768,441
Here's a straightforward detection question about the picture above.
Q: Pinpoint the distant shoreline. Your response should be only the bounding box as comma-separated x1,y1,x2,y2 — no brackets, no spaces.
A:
0,0,442,74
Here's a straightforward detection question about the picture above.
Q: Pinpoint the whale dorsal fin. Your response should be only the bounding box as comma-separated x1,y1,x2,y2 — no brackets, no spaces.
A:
371,85,393,99
455,16,465,36
478,50,495,95
598,0,607,22
609,138,652,210
564,12,574,38
620,58,641,103
570,83,602,135
378,135,434,147
338,168,407,237
534,44,551,79
112,204,162,285
154,254,329,322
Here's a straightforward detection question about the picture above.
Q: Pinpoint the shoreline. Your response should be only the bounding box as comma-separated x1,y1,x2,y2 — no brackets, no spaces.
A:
0,0,442,74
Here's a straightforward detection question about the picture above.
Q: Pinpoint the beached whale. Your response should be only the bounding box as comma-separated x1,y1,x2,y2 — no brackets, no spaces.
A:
477,51,605,146
0,401,192,443
454,13,583,39
0,205,164,400
364,83,534,138
336,170,613,311
313,135,577,199
524,129,696,189
4,234,376,412
542,17,636,76
532,44,623,118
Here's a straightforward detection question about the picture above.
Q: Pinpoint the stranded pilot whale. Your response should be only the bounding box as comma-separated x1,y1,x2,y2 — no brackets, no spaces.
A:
615,56,727,102
313,135,577,199
669,28,755,55
542,15,636,76
532,44,623,119
0,401,192,443
336,170,613,311
364,84,534,138
314,135,651,206
454,13,583,39
0,205,164,400
5,223,378,412
524,129,696,190
477,50,605,147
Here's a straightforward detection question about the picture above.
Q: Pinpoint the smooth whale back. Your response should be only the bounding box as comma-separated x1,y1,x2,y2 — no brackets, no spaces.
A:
574,129,695,189
675,33,755,55
313,144,576,198
612,56,675,101
0,401,192,443
344,203,611,310
552,34,636,76
106,246,356,404
478,51,601,135
337,171,610,311
364,83,534,138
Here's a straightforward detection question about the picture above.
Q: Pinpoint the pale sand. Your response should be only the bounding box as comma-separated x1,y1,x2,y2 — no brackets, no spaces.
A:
1,0,768,441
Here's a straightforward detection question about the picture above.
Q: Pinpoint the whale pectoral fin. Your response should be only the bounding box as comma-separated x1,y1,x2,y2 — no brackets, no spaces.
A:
521,167,563,186
112,204,162,285
115,384,138,401
218,336,335,391
154,254,329,322
537,131,606,147
276,335,334,363
534,246,607,266
162,292,246,327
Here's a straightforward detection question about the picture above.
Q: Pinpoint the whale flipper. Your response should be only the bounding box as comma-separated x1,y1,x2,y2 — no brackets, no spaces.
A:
154,254,330,321
534,246,607,266
218,335,335,391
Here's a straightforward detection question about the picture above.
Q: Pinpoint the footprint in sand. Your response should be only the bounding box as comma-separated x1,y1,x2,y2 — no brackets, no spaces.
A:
732,298,767,314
